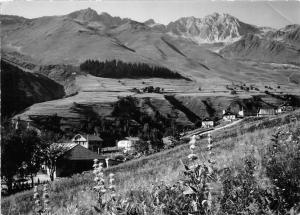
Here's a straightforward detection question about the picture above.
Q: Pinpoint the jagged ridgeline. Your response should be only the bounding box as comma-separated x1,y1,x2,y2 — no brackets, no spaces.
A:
80,59,190,80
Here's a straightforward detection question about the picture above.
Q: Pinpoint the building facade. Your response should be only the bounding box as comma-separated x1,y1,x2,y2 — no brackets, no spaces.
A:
72,134,103,153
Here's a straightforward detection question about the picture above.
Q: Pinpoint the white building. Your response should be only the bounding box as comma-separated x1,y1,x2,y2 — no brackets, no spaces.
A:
72,134,103,153
117,137,140,152
238,108,245,118
223,111,236,121
201,118,214,128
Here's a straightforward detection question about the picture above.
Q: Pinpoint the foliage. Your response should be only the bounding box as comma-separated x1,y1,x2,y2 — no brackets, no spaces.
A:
80,59,188,80
262,128,300,213
1,124,43,191
3,118,300,215
230,90,237,95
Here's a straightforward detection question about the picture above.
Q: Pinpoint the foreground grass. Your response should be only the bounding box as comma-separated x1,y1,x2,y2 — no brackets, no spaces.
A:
2,111,300,214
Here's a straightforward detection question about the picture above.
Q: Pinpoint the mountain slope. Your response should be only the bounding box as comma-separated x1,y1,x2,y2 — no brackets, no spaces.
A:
220,25,300,64
1,59,65,117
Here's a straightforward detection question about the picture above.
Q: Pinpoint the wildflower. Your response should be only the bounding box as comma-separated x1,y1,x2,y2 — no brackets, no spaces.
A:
33,193,40,199
109,172,116,199
201,200,207,206
188,153,198,160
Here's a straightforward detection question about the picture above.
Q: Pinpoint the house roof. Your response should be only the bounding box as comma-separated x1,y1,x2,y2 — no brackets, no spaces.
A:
52,142,78,151
202,118,213,122
223,111,235,116
259,102,277,109
125,136,140,141
86,134,103,141
72,134,103,142
55,143,107,160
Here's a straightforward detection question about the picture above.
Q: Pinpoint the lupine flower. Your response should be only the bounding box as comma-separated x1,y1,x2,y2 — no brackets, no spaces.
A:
109,173,116,199
93,159,107,206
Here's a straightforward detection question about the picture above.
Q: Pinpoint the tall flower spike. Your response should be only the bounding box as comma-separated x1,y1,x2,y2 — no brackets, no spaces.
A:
43,184,50,212
206,132,214,212
109,173,116,199
93,160,106,207
188,135,198,162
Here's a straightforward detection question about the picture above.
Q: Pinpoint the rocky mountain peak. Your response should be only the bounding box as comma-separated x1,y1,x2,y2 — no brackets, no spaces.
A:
144,19,156,26
67,8,99,22
165,13,256,43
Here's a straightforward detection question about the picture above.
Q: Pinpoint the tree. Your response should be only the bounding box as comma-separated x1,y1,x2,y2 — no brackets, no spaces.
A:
1,127,24,192
230,90,237,95
40,131,65,181
1,124,43,191
20,129,43,187
43,144,66,181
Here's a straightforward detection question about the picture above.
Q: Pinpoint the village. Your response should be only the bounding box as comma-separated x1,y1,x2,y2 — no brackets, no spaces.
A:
2,98,295,196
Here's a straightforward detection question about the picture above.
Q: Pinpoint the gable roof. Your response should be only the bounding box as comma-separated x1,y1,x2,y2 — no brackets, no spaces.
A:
57,144,107,160
125,136,140,141
52,142,78,151
72,134,103,142
86,134,103,141
259,102,277,109
223,111,235,116
202,118,213,122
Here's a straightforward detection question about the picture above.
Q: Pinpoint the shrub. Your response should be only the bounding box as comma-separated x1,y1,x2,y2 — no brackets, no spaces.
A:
262,128,300,213
230,90,237,95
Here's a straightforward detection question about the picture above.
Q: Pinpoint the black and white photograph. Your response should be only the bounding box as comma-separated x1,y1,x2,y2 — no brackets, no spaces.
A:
1,0,300,214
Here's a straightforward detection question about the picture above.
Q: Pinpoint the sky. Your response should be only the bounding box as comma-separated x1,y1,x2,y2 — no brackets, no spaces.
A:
1,1,300,28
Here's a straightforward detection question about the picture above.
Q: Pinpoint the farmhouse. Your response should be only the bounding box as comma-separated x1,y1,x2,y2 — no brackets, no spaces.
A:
71,134,103,153
257,103,277,116
48,143,112,179
201,118,214,128
222,110,236,121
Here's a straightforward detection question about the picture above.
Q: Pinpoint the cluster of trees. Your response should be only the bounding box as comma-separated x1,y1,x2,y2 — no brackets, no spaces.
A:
131,86,164,94
1,119,65,193
80,59,186,79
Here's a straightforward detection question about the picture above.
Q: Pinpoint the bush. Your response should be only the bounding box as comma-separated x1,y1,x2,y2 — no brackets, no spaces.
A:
230,90,237,95
262,128,300,213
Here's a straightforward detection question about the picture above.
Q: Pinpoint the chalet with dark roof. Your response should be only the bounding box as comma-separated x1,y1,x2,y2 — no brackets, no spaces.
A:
49,143,120,179
257,103,277,116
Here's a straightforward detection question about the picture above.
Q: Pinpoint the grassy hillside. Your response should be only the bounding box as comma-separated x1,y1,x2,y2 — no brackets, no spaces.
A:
2,110,300,214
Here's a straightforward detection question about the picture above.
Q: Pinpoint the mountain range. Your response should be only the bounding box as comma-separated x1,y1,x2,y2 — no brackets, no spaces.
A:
1,8,299,66
1,8,300,123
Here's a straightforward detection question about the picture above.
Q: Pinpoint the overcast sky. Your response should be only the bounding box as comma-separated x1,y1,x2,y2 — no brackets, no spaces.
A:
1,1,300,28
